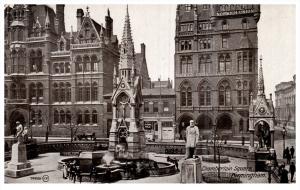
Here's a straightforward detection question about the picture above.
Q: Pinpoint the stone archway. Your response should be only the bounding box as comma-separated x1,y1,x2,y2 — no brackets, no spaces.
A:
196,114,212,130
178,114,193,140
9,110,26,136
216,114,232,132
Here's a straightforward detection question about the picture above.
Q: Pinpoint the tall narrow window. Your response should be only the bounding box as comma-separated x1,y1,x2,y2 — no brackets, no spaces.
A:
219,55,225,73
222,20,228,30
225,54,231,73
60,110,65,123
92,110,98,124
91,82,98,101
76,56,83,72
66,110,71,124
54,110,59,124
66,83,71,102
144,102,149,112
219,80,231,106
242,18,248,29
153,102,159,113
84,110,90,124
180,81,193,106
60,83,65,102
77,83,83,101
198,81,211,106
84,82,90,101
222,36,228,48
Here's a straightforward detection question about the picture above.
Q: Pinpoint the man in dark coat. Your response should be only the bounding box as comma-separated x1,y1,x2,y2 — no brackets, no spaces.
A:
290,146,295,159
286,147,291,164
289,162,296,182
280,164,289,183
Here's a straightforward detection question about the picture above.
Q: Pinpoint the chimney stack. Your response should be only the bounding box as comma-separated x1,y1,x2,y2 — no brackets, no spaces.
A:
55,5,65,35
76,8,84,31
141,43,146,58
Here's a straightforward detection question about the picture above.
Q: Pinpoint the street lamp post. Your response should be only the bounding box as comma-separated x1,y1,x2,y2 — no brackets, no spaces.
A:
281,126,287,158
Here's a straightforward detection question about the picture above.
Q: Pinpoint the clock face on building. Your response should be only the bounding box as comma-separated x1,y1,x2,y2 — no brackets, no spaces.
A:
120,83,126,88
259,107,266,115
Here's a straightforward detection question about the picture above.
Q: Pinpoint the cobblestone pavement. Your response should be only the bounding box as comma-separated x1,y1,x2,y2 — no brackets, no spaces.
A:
5,138,296,184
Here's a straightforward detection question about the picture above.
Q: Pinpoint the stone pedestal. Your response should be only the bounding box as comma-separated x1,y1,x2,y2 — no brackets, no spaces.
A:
180,158,202,183
5,142,34,178
247,148,270,172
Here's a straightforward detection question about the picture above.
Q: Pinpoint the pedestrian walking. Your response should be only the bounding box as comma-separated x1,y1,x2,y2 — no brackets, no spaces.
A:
280,164,289,183
290,146,295,159
286,147,291,164
289,162,296,182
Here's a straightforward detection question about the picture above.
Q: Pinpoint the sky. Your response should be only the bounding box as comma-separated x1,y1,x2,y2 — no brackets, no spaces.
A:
55,4,295,95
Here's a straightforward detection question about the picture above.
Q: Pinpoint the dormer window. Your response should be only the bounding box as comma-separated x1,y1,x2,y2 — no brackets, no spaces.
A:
222,20,228,30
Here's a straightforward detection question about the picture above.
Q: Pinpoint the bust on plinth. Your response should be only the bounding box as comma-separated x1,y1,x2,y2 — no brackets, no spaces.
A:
5,121,34,178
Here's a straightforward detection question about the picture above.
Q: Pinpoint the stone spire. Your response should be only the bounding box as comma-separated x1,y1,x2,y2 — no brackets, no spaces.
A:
257,55,265,97
119,5,135,71
45,9,50,29
100,24,104,44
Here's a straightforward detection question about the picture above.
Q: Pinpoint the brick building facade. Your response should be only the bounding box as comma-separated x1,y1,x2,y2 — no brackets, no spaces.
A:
275,75,296,128
174,4,261,139
4,5,121,138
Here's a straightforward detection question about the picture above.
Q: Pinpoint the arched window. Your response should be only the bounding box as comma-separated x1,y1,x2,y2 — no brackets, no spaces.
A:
31,110,36,125
76,56,83,72
91,55,98,72
237,80,249,105
29,83,36,102
225,54,231,73
249,52,253,72
37,83,43,101
59,83,65,102
239,119,244,132
36,50,42,72
66,83,71,102
77,83,83,101
84,110,90,124
59,41,64,51
66,110,71,124
53,83,59,102
198,82,211,106
242,18,248,29
53,63,59,74
5,85,8,98
54,110,59,124
218,54,225,73
29,50,36,72
219,80,231,106
60,110,65,123
20,83,26,99
59,62,64,73
83,55,90,72
92,110,97,124
11,83,17,99
92,82,98,101
77,111,83,124
65,62,71,73
180,81,192,106
84,82,90,101
222,20,228,30
180,56,193,74
38,110,42,125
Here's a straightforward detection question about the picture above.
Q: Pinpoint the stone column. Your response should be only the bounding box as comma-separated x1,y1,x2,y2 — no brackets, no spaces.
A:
250,131,254,147
270,131,274,148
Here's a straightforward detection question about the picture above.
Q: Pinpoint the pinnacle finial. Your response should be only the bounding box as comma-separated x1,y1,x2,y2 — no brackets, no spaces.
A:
45,9,50,28
126,5,129,16
258,54,265,96
86,6,90,16
107,8,110,17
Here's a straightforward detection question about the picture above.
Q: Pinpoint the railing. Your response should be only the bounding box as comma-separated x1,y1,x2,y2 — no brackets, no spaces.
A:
51,51,70,57
11,65,26,74
71,43,101,49
6,99,28,104
178,31,194,36
26,36,45,42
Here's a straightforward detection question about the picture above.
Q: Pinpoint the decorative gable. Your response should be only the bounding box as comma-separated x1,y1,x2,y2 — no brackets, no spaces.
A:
75,15,100,44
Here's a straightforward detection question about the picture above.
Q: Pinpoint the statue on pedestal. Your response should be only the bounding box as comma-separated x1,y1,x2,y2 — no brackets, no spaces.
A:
185,120,199,159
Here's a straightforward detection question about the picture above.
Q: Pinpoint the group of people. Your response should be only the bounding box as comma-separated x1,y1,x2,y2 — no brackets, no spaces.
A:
283,146,295,164
279,146,296,183
62,160,82,183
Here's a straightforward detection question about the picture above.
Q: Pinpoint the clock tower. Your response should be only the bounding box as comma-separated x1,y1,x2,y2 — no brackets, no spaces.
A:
109,6,145,159
247,56,276,171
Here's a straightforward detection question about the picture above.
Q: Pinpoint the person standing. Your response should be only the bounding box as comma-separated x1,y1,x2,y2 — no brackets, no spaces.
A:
280,164,289,183
185,120,199,159
289,162,296,182
290,146,295,159
286,147,291,164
